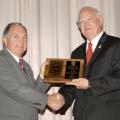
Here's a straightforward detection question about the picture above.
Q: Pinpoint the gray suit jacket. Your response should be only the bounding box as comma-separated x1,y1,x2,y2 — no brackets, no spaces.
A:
0,48,50,120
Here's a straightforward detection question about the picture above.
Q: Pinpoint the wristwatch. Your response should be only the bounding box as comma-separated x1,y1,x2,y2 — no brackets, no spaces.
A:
88,83,91,88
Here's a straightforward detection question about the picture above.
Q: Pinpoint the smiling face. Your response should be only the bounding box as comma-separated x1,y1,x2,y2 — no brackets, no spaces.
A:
4,24,28,58
78,7,103,40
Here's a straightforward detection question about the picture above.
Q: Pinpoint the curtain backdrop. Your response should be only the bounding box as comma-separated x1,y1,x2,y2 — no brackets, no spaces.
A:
0,0,120,120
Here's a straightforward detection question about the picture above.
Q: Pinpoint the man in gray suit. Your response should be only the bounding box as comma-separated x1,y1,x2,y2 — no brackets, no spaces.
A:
0,22,56,120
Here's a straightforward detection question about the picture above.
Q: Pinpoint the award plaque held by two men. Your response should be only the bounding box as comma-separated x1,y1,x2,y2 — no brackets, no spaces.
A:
44,58,84,84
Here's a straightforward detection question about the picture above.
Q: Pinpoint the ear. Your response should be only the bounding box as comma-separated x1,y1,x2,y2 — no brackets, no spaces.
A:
2,38,7,47
98,16,104,26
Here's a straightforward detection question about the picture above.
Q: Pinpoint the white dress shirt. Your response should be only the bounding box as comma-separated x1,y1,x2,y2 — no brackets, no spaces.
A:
86,31,104,52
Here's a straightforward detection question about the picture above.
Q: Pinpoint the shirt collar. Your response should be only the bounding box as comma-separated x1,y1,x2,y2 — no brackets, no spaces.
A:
6,49,20,62
87,31,104,52
92,31,103,45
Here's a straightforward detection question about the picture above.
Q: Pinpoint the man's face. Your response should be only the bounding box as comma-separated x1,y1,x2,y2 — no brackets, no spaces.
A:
5,25,28,57
79,9,103,40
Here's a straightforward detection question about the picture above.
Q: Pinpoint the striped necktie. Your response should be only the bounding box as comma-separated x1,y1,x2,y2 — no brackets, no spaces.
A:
86,42,93,64
19,59,25,70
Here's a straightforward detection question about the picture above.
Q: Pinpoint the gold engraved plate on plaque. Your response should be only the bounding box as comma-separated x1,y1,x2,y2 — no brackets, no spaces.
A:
44,58,84,83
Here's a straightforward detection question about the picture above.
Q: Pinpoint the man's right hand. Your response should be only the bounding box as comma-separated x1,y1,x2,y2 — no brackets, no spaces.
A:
47,93,65,111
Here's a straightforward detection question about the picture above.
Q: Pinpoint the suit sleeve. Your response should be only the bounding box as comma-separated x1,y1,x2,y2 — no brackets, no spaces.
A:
35,75,50,92
58,85,76,113
0,56,50,110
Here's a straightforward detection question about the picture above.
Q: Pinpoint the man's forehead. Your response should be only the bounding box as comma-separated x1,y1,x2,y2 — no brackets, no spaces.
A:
9,26,27,35
80,9,95,16
10,25,26,32
79,11,97,20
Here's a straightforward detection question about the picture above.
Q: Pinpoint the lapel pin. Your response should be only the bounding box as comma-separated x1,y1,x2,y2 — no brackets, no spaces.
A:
98,45,102,48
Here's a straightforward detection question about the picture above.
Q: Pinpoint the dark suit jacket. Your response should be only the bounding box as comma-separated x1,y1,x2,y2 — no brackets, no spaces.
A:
0,48,50,120
59,32,120,120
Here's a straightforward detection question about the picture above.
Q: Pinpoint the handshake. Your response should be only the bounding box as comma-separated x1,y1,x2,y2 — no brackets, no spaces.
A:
47,93,65,111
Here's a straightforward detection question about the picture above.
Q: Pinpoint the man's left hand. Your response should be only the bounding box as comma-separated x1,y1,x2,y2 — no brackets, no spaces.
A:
65,78,89,90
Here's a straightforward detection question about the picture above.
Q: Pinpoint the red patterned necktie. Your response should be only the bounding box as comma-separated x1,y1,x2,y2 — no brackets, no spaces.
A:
86,42,93,64
19,59,25,70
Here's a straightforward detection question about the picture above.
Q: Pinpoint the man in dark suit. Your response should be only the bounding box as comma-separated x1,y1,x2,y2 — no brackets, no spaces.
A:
0,22,58,120
49,6,120,120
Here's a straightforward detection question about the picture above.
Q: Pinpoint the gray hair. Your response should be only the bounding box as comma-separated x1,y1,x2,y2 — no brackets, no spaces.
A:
2,22,27,47
77,6,102,27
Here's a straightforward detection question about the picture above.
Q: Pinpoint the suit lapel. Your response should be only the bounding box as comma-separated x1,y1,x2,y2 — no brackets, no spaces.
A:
85,33,107,77
3,49,35,87
82,43,87,63
88,33,107,66
23,62,35,86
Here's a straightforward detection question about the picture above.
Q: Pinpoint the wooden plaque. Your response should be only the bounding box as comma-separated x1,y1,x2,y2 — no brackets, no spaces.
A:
44,58,84,83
